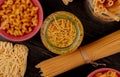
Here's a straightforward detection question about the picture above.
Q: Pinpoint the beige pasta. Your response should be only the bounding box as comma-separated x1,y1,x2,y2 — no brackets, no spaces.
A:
0,41,28,77
62,0,73,5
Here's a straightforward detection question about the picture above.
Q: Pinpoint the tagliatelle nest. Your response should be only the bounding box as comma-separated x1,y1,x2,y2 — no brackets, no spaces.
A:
0,41,28,77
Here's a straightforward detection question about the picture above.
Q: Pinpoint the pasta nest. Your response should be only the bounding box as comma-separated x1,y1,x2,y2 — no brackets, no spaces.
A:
0,41,28,77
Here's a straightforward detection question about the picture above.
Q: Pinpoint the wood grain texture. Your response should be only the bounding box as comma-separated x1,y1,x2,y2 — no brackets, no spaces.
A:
0,0,120,77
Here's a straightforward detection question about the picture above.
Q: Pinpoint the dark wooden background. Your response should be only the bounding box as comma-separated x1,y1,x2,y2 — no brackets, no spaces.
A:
0,0,120,77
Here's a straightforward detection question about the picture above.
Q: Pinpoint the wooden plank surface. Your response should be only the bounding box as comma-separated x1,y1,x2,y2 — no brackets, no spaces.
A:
0,0,120,77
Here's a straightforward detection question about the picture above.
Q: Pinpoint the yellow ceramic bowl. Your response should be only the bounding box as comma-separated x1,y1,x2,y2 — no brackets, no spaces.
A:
40,11,84,54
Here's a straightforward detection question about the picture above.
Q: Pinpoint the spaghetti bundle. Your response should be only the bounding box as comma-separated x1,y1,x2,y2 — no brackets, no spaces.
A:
93,0,120,21
0,41,28,77
36,30,120,77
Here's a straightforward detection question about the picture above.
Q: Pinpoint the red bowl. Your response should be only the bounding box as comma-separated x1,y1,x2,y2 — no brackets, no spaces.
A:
87,68,120,77
0,0,43,42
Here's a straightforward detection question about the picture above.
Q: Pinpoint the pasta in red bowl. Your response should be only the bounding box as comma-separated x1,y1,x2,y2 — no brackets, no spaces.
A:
87,68,120,77
0,0,43,41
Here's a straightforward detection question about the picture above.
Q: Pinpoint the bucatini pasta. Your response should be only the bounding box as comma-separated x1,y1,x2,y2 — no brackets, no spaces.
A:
92,0,120,21
94,71,118,77
0,41,28,77
46,17,76,48
0,0,38,36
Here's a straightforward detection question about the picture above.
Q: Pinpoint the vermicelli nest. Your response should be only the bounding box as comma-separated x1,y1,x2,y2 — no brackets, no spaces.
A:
0,41,28,77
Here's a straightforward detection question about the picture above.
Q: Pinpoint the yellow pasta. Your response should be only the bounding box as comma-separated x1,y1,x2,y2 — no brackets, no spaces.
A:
107,0,120,11
62,0,73,5
21,0,25,3
108,0,114,7
94,71,118,77
92,0,120,21
46,18,76,48
0,0,38,36
99,0,105,3
103,0,114,7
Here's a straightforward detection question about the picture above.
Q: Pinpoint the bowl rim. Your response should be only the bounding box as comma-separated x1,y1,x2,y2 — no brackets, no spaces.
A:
87,68,120,77
0,0,43,42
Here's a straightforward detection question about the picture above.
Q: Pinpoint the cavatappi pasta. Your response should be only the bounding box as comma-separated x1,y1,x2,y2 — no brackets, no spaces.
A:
92,0,120,21
0,0,38,36
46,18,76,48
94,71,118,77
0,41,28,77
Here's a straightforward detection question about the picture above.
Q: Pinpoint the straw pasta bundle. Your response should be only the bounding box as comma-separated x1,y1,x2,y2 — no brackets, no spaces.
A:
36,30,120,77
93,0,120,21
0,41,28,77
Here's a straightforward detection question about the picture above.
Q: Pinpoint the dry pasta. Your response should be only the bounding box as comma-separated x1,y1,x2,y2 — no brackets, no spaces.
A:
0,41,28,77
92,0,120,21
0,0,38,36
62,0,73,5
46,18,76,48
94,70,118,77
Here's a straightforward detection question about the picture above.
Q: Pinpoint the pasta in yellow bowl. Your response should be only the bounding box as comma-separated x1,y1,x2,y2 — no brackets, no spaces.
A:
0,0,43,41
40,11,84,54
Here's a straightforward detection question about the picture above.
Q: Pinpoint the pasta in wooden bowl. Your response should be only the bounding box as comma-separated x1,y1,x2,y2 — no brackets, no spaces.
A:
86,0,120,22
40,11,84,54
0,0,43,41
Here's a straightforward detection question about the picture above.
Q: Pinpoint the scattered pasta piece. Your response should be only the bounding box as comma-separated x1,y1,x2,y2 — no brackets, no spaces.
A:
0,41,28,77
0,0,38,36
62,0,73,5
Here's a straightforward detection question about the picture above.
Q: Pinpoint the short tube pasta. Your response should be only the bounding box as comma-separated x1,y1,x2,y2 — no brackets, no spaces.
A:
92,0,120,22
46,18,76,48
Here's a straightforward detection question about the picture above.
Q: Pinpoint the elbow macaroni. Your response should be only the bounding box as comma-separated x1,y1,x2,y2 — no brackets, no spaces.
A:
0,0,38,36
